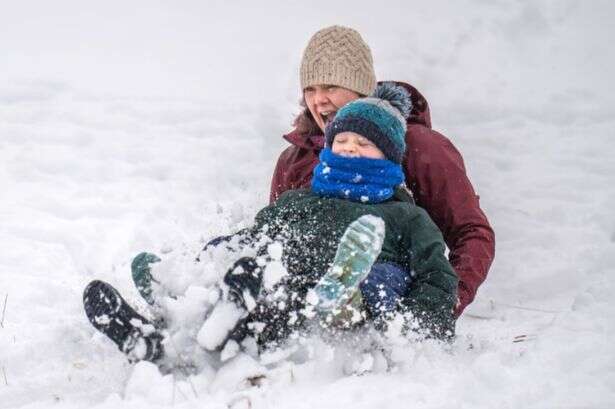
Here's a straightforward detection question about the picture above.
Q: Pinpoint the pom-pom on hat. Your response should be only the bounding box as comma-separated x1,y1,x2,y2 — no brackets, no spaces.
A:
325,82,412,164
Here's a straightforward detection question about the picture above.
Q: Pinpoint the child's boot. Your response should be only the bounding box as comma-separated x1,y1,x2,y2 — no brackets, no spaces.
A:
83,280,164,362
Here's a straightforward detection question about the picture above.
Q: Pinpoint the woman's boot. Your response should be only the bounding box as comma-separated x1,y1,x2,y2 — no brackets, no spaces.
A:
83,280,164,362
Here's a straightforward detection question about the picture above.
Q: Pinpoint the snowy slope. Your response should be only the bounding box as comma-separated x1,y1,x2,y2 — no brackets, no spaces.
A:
1,1,614,408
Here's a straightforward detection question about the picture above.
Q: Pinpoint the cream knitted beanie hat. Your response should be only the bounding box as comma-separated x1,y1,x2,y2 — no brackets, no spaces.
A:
300,25,376,96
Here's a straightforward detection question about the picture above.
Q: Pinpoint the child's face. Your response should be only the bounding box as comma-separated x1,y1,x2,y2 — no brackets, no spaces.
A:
332,132,385,160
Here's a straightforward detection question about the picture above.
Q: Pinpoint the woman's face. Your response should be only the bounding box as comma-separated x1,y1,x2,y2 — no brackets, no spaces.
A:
332,131,385,160
303,85,360,132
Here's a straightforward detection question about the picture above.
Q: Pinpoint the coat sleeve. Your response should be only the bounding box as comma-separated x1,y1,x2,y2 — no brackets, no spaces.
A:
255,190,301,237
406,127,495,316
401,208,458,339
269,147,296,204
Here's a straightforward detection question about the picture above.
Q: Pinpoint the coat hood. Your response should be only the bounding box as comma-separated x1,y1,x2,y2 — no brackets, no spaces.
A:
284,81,432,150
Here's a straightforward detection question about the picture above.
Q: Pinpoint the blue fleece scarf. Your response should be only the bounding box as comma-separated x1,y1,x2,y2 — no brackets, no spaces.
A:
311,148,404,204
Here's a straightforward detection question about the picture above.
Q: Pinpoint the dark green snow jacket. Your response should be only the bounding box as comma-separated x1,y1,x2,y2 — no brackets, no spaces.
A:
247,188,458,339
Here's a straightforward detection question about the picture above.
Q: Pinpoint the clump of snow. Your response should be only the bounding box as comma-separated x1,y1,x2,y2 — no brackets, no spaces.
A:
197,301,245,351
124,361,175,405
305,289,319,306
209,353,266,393
267,242,283,261
262,260,287,291
220,340,241,362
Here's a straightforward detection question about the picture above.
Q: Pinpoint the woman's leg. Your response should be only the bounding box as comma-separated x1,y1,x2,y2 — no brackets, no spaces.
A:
131,252,162,306
83,280,164,362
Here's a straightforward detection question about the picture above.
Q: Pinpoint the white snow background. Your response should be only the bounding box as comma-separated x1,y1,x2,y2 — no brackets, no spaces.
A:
1,0,614,408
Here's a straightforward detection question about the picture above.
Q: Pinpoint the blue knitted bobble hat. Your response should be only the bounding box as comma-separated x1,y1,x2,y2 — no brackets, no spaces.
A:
324,82,412,164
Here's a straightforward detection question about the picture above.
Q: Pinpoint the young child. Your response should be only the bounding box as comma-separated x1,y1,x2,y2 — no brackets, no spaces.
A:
83,83,458,364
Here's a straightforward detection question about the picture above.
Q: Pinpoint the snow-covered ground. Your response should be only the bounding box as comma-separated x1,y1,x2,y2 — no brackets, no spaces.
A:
1,1,614,408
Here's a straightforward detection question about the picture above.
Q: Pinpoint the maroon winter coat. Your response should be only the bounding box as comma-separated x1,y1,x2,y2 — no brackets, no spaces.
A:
270,82,495,316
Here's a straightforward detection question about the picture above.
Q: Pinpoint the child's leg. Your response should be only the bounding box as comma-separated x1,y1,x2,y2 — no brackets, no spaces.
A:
223,257,264,310
359,262,411,320
83,280,164,362
197,257,263,351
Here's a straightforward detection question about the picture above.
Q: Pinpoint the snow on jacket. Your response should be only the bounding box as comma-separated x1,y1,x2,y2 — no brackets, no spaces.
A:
269,82,495,316
246,188,458,342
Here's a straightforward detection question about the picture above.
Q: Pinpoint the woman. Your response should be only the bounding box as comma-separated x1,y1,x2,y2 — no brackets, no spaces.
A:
270,25,495,316
81,26,494,366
